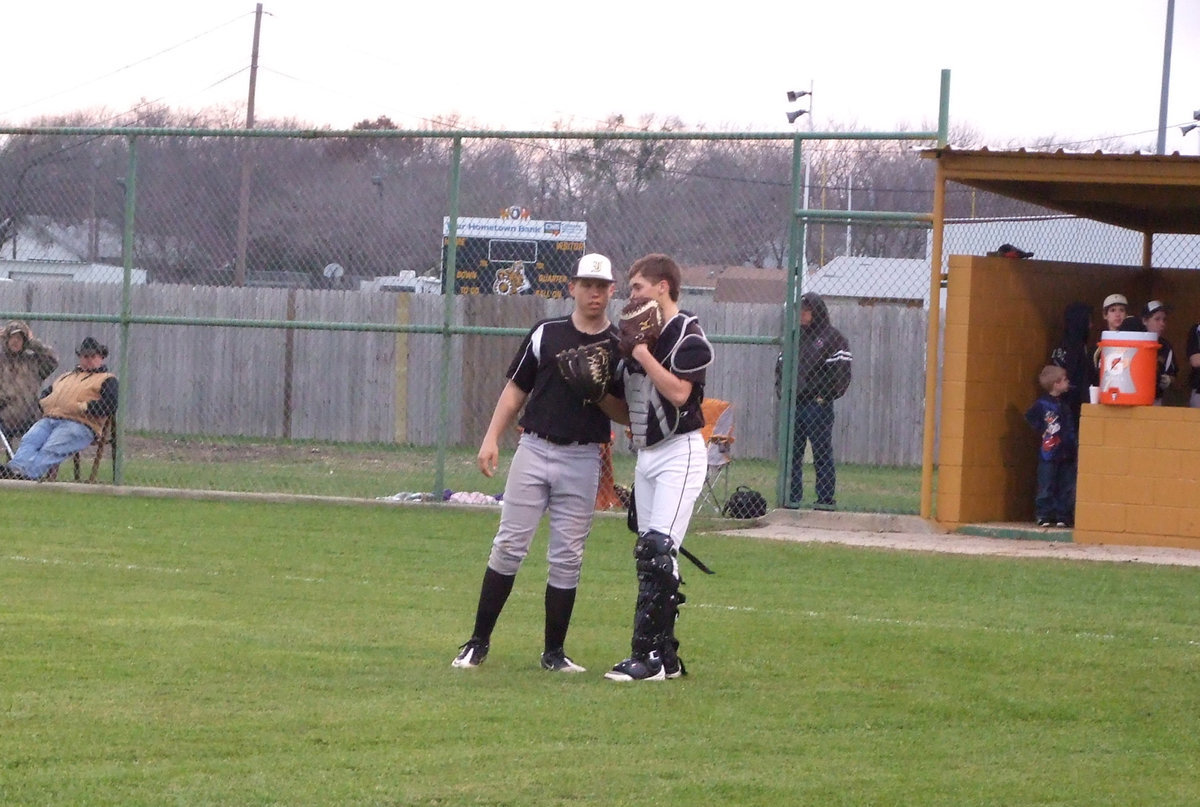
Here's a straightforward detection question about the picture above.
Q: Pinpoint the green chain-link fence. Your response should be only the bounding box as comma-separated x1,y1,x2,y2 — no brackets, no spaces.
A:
39,90,1190,514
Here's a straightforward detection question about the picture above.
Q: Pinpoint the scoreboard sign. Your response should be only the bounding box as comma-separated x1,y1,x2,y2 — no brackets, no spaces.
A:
441,215,588,298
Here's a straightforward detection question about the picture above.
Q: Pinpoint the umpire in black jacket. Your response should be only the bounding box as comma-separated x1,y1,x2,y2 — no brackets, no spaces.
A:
776,292,852,510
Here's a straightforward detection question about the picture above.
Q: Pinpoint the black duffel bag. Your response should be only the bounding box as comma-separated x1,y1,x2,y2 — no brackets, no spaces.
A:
722,486,768,519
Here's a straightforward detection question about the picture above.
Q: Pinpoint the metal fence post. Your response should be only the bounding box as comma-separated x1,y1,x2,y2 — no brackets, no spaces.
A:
115,135,138,486
434,135,463,496
776,135,805,508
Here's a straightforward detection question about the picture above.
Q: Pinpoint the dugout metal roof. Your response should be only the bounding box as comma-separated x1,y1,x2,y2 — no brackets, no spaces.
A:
921,148,1200,235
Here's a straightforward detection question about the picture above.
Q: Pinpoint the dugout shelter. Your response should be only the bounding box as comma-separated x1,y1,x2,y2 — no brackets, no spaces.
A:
922,148,1200,550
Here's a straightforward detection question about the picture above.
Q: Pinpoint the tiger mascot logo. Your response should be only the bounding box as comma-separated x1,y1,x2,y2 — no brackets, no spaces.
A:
493,261,533,295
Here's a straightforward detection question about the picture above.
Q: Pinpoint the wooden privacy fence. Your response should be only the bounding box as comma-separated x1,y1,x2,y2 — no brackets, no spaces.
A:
0,282,929,464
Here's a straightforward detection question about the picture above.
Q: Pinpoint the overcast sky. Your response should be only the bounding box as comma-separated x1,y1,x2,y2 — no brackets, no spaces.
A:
4,1,1200,153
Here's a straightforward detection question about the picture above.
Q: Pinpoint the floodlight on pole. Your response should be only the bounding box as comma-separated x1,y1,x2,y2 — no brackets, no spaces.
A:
1183,110,1200,154
1183,110,1200,138
784,80,815,296
786,85,813,126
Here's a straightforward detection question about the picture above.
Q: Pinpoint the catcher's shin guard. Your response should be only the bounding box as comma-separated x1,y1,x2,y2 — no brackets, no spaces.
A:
659,588,686,676
630,530,680,657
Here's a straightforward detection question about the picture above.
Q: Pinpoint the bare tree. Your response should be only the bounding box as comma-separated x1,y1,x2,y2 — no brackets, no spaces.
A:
669,140,792,267
0,111,129,262
532,115,698,268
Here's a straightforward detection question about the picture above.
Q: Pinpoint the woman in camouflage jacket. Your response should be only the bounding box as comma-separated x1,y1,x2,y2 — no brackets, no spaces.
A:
0,320,59,438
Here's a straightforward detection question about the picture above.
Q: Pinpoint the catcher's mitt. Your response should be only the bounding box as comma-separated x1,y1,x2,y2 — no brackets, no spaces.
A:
618,296,663,357
556,343,613,404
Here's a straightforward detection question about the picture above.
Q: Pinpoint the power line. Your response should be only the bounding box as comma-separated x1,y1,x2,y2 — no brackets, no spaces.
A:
0,12,251,120
241,12,1175,155
85,67,250,128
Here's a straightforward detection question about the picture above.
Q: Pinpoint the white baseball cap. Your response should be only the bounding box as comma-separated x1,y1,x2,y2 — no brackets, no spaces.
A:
1102,293,1128,311
574,253,614,282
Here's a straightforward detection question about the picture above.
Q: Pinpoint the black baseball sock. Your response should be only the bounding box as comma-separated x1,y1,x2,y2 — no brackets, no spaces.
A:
471,567,516,642
543,584,577,652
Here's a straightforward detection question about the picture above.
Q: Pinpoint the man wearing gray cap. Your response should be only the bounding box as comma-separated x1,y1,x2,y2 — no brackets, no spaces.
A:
451,253,622,674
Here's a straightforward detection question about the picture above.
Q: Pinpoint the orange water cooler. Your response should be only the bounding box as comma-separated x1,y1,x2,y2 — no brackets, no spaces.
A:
1097,330,1159,406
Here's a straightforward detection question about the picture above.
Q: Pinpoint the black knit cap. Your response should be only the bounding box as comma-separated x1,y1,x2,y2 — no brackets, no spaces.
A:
76,336,108,357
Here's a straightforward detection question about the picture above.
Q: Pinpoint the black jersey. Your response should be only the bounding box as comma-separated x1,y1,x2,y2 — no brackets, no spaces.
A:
1155,335,1178,401
507,315,619,444
622,311,713,449
1187,324,1200,394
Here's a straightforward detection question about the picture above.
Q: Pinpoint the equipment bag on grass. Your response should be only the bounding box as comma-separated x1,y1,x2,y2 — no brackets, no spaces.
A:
722,486,767,519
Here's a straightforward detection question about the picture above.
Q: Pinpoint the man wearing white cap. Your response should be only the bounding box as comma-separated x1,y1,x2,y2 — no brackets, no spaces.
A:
451,253,622,674
1142,300,1177,405
1101,293,1128,331
1094,293,1130,374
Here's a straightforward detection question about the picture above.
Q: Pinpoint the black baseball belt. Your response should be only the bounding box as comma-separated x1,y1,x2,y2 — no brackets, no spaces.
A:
530,432,590,446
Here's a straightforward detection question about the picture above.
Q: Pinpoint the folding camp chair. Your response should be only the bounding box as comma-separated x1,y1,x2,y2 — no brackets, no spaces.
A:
695,398,735,514
45,414,116,483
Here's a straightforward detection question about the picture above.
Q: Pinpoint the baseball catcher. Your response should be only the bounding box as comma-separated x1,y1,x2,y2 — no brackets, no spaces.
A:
618,296,663,357
556,343,613,404
603,254,714,683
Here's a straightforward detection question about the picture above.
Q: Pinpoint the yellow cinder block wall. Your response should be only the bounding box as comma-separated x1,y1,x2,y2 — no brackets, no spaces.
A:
936,255,1166,527
1076,406,1200,549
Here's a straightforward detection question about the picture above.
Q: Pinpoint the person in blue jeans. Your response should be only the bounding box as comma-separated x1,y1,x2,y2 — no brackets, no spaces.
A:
0,337,118,481
794,400,836,506
776,293,852,510
1024,365,1077,527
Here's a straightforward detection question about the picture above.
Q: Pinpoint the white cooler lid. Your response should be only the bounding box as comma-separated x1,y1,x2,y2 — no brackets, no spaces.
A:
1100,330,1157,341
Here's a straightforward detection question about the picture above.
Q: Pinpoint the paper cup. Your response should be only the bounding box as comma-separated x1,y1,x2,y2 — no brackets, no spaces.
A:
1088,385,1100,405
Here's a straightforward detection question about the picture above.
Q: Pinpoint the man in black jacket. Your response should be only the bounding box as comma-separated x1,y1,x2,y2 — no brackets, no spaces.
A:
1049,302,1095,429
778,293,852,510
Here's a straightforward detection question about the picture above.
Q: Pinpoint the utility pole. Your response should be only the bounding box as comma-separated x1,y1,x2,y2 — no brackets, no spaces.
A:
1157,0,1174,155
819,164,826,266
845,169,852,257
88,157,101,263
234,3,263,286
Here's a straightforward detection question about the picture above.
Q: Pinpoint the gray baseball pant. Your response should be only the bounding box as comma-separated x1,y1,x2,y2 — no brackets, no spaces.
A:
488,433,601,589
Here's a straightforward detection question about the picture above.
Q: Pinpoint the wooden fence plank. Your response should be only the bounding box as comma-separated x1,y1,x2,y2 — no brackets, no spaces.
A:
0,282,932,464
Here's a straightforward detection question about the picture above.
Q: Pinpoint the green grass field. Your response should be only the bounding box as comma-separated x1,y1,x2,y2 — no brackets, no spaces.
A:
4,487,1198,805
110,433,925,514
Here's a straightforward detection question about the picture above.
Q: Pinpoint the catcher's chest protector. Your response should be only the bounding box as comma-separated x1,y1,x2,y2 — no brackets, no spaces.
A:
624,315,710,450
626,372,657,450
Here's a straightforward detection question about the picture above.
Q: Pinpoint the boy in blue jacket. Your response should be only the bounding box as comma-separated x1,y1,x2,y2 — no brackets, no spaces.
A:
1024,365,1077,527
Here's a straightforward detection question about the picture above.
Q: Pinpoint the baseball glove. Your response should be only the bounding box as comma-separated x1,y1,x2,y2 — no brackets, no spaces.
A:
556,343,613,404
618,296,663,357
